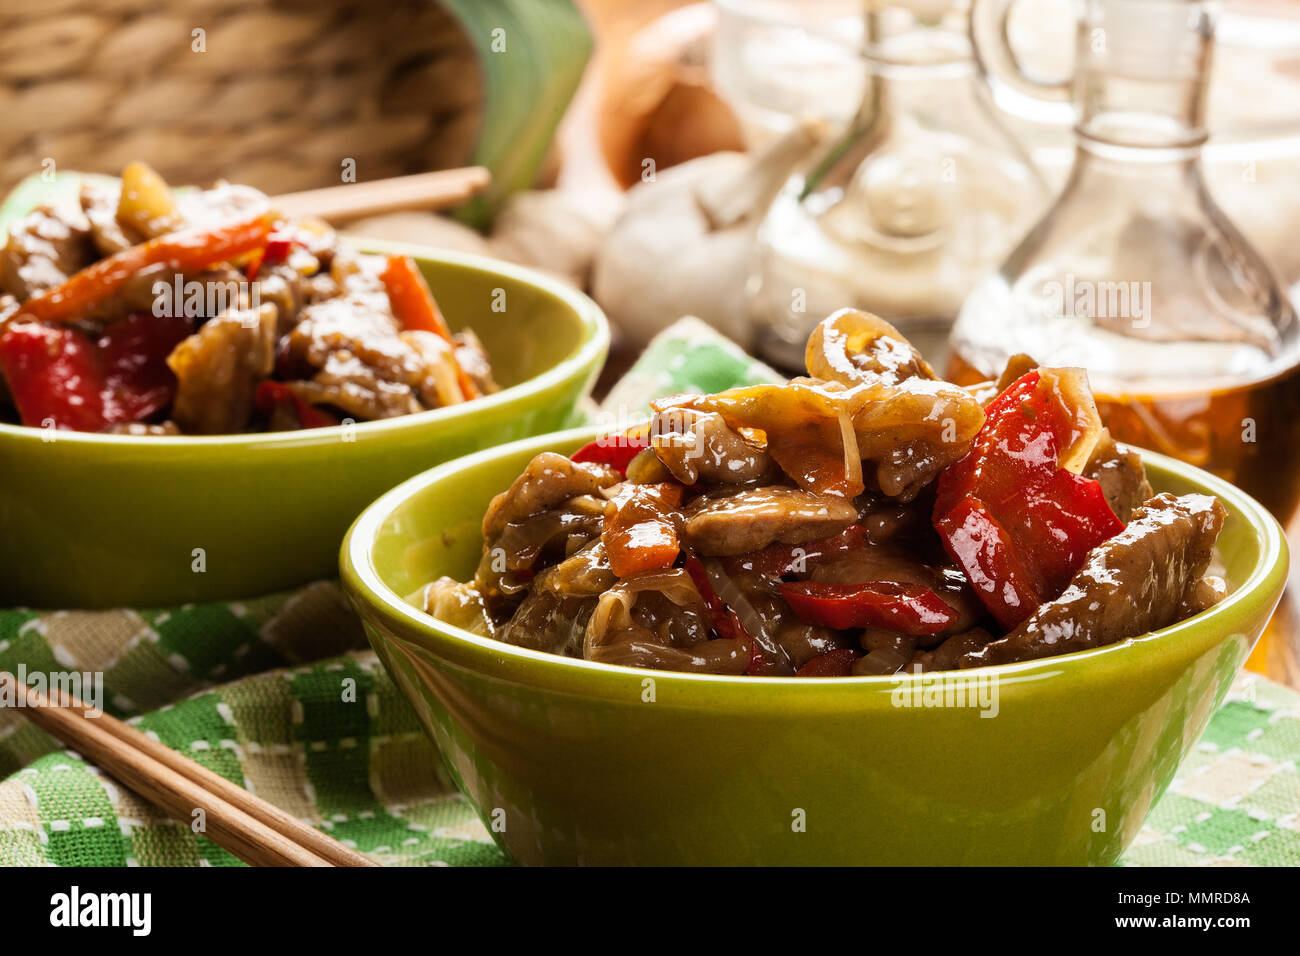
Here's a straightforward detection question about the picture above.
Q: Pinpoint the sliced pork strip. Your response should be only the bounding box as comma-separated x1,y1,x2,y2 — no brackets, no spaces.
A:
683,486,858,556
453,329,499,395
167,303,277,434
289,351,421,420
650,407,775,485
286,295,425,387
0,204,96,300
482,452,622,541
959,492,1226,668
174,180,271,233
1084,429,1154,524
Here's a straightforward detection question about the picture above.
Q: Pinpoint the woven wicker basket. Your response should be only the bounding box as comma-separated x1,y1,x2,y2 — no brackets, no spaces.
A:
0,0,484,195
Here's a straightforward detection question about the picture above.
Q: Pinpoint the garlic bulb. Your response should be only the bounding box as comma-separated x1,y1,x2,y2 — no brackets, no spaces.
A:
340,191,621,290
488,189,621,289
591,121,825,348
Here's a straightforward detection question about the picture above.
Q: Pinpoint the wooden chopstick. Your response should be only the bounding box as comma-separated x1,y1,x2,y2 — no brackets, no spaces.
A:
1,672,378,867
272,166,491,223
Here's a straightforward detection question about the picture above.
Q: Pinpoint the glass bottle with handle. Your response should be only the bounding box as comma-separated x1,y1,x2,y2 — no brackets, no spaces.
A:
949,0,1300,522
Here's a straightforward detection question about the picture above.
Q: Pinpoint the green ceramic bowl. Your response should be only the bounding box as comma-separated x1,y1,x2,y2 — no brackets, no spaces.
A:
341,427,1288,866
0,245,607,608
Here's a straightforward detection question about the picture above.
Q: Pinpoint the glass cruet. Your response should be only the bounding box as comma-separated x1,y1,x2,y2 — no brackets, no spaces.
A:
949,0,1300,521
747,0,1050,370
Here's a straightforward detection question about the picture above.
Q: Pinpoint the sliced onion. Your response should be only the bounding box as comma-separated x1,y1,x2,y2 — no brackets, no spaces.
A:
591,637,748,674
492,510,601,571
564,601,595,657
852,646,911,675
418,577,495,638
702,559,781,666
619,567,705,608
837,405,863,496
584,589,636,658
1042,367,1103,474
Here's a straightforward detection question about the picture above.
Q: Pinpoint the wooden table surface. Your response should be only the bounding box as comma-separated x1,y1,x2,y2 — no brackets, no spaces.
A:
1247,553,1300,689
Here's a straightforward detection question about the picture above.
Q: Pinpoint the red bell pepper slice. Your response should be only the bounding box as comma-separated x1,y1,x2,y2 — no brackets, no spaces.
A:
933,496,1045,631
0,322,108,431
796,648,859,677
933,370,1123,629
380,254,477,401
684,556,765,675
570,430,651,476
779,580,958,635
244,231,296,280
602,482,683,577
97,312,193,423
255,381,341,430
0,312,192,431
1001,468,1124,595
935,372,1059,516
14,215,272,326
263,234,295,266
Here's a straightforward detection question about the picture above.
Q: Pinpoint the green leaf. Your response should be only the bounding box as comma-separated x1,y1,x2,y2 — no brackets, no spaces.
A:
0,173,102,239
441,0,592,227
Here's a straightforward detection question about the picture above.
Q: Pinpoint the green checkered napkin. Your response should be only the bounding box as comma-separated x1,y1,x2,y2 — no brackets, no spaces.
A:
1,318,1298,867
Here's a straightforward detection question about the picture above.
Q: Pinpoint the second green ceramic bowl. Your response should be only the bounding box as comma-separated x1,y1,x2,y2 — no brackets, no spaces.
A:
0,245,608,609
342,427,1288,866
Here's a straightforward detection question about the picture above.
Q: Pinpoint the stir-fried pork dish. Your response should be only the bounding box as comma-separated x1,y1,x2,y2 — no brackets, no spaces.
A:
417,310,1226,676
0,162,496,435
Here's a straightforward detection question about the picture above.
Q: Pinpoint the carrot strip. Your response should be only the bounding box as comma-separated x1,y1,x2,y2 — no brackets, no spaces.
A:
380,254,477,401
15,215,273,326
602,483,684,578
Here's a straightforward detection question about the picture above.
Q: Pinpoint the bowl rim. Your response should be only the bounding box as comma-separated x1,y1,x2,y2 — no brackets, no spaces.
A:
341,425,1289,698
0,242,609,450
